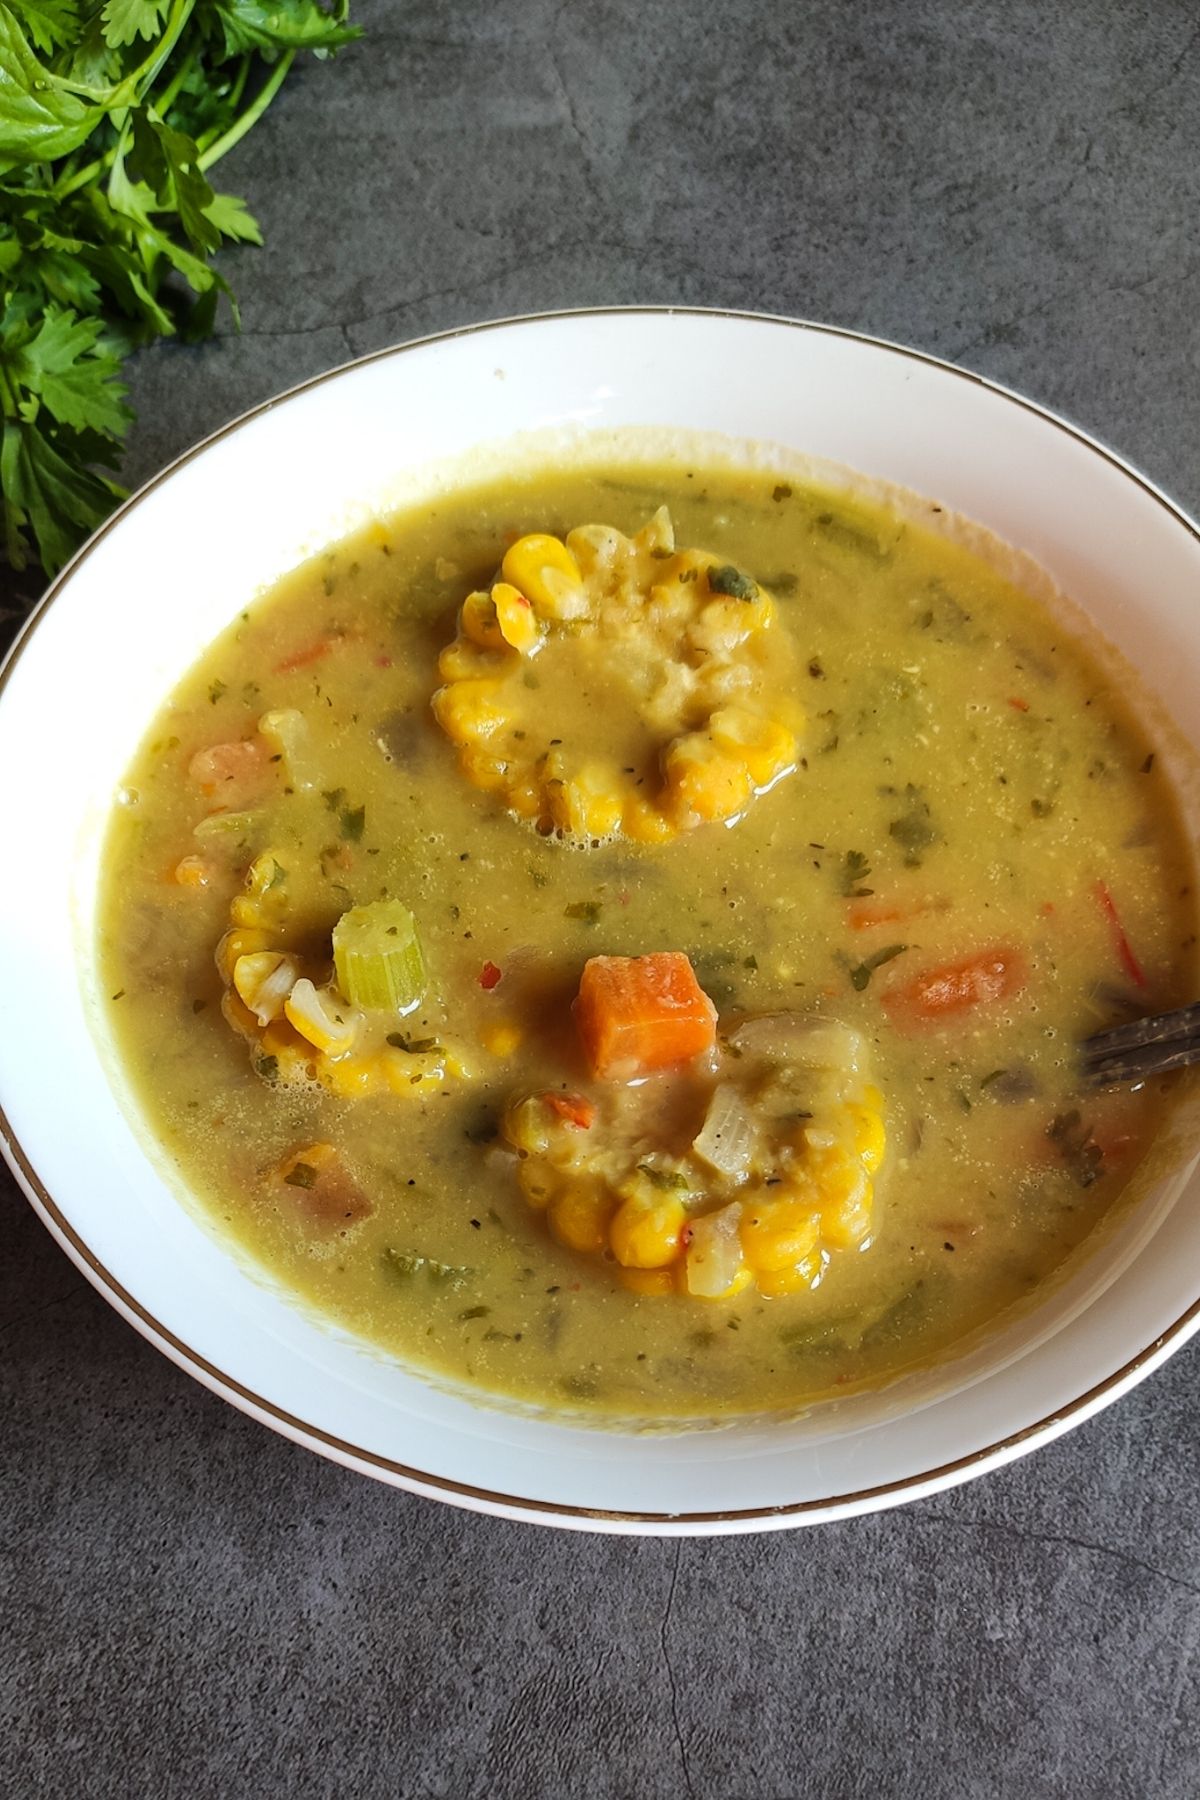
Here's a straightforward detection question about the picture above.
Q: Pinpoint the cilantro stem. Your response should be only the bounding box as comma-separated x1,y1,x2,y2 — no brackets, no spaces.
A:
198,54,297,174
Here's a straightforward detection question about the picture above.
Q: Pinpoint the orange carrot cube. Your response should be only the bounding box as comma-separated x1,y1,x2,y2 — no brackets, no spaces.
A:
574,952,718,1079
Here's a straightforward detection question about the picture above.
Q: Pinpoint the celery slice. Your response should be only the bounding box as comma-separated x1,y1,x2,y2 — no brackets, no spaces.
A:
332,900,426,1014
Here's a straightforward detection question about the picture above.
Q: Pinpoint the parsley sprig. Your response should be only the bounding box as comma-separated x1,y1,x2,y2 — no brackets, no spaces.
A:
0,0,360,583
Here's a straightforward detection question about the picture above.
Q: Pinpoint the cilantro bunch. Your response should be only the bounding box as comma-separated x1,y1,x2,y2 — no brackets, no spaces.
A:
0,0,360,586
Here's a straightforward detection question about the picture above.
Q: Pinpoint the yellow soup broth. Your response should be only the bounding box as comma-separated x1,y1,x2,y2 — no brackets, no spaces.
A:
98,462,1199,1418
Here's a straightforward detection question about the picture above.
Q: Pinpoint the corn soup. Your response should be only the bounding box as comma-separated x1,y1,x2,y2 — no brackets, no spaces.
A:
98,463,1198,1418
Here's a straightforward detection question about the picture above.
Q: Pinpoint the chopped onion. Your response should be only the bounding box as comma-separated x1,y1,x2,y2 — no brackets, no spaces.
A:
258,708,316,790
729,1014,865,1076
685,1203,744,1298
245,953,300,1026
692,1083,759,1179
635,504,675,555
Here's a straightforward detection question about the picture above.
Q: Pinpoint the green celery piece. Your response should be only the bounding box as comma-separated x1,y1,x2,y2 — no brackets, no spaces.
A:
333,899,425,1014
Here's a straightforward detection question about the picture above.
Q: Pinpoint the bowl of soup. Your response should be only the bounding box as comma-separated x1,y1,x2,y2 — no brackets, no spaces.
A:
2,308,1199,1533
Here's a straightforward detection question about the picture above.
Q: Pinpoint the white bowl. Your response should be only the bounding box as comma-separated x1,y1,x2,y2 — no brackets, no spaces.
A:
3,308,1200,1535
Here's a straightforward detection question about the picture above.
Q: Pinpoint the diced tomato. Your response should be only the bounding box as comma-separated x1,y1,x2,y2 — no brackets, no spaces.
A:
883,947,1026,1028
542,1092,596,1129
574,952,718,1079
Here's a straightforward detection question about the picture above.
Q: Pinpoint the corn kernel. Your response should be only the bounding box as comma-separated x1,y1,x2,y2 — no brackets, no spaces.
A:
501,534,586,619
518,1157,560,1210
709,708,797,788
245,851,288,900
609,1193,687,1269
215,926,271,984
848,1091,887,1174
458,748,508,793
381,1047,446,1097
460,590,504,649
662,732,753,824
621,794,675,844
756,1253,823,1298
740,1198,821,1274
320,1054,384,1099
820,1166,873,1249
230,895,265,928
549,761,624,840
482,1021,523,1057
220,988,259,1039
437,638,501,683
260,1017,308,1058
618,1266,676,1297
491,581,541,654
431,679,508,744
284,979,359,1056
548,1185,613,1253
232,951,298,1025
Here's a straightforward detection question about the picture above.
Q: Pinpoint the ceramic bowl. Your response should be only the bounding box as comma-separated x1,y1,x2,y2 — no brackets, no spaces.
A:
3,308,1200,1534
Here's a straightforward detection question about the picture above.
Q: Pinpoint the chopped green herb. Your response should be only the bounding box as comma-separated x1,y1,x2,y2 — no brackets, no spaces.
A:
339,805,366,842
208,679,227,705
888,787,939,865
1031,797,1055,818
458,1304,490,1321
815,510,889,562
636,1164,691,1191
322,788,346,813
840,849,873,897
743,955,758,971
0,8,362,584
771,483,792,502
255,1054,279,1082
383,1247,467,1284
386,1033,443,1054
284,1162,318,1189
707,563,758,600
565,900,602,923
1047,1111,1105,1187
847,943,907,991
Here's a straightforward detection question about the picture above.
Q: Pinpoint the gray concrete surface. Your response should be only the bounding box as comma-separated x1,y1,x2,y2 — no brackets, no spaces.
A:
4,2,1200,1794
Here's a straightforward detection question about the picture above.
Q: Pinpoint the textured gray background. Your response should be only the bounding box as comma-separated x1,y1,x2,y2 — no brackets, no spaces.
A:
4,2,1200,1795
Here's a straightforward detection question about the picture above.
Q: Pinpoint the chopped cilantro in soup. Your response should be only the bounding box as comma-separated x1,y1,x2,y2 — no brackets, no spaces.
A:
98,462,1199,1419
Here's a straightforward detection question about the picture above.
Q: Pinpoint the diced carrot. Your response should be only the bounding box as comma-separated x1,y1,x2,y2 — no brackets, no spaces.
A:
1094,879,1147,989
574,952,718,1079
883,947,1025,1029
542,1091,597,1128
270,1142,372,1229
189,737,270,802
275,638,332,674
